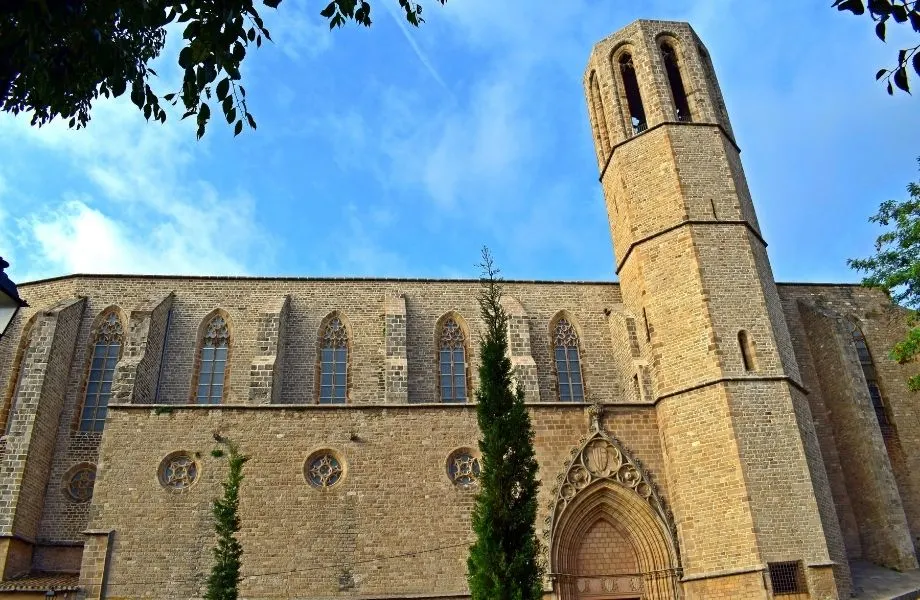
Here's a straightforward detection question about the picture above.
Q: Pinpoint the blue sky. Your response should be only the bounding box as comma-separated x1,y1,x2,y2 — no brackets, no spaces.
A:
1,1,919,284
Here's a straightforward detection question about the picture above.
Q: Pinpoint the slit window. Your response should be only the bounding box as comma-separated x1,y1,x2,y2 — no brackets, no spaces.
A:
661,42,692,122
618,53,647,135
738,330,756,372
553,318,585,402
80,313,124,431
319,317,348,404
195,315,229,405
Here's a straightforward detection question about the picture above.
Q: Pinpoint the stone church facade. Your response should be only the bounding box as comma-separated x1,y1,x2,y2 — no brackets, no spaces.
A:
0,18,918,600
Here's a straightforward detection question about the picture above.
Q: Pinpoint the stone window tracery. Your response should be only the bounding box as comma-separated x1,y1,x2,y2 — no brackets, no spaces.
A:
305,450,345,488
553,318,585,402
447,448,480,486
158,452,199,491
66,464,97,502
195,314,229,405
439,317,468,403
80,312,124,432
319,317,348,404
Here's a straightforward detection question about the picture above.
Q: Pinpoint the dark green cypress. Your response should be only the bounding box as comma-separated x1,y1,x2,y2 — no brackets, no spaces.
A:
467,248,543,600
205,437,249,600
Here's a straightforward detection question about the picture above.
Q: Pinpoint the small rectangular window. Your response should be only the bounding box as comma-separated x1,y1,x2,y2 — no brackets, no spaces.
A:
768,561,805,595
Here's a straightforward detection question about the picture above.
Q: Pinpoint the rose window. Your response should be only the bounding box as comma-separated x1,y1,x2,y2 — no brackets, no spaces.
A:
159,452,199,491
447,449,481,486
305,451,344,489
67,465,97,502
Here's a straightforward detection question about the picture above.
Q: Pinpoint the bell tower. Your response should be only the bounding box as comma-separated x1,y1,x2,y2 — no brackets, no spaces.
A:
584,20,867,598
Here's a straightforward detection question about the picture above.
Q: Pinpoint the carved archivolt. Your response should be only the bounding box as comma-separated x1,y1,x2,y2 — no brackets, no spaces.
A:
545,404,680,566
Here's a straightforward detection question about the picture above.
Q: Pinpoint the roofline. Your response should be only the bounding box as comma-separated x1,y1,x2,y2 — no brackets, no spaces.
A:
17,272,868,289
18,272,621,287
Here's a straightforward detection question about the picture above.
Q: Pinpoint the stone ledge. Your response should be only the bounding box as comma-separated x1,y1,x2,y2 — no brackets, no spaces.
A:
109,401,657,411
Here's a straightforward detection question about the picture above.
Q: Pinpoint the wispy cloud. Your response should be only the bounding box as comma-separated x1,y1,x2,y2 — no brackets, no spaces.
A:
382,1,450,92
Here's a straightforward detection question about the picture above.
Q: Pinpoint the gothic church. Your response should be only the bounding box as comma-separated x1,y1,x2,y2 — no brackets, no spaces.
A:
0,19,918,600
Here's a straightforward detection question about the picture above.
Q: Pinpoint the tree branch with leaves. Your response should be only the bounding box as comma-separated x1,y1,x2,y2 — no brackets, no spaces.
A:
833,0,920,94
0,0,446,139
848,158,920,391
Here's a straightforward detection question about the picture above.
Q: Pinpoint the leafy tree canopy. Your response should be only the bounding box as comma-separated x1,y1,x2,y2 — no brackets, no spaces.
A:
833,0,920,94
0,0,445,138
848,158,920,391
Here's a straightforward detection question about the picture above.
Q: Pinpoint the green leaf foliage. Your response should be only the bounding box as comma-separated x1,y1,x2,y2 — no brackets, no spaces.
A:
467,248,543,600
848,158,920,391
0,0,446,138
205,438,250,600
833,0,920,95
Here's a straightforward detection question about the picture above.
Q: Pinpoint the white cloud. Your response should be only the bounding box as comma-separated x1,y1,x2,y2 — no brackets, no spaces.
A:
0,61,274,281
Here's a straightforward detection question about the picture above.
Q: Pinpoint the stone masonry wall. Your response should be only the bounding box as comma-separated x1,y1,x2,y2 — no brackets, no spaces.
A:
0,275,641,553
86,404,667,599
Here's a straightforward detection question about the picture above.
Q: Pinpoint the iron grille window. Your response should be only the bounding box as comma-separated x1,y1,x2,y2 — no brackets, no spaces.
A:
319,317,348,404
439,318,467,403
768,561,805,595
80,313,123,431
196,316,229,404
554,318,585,402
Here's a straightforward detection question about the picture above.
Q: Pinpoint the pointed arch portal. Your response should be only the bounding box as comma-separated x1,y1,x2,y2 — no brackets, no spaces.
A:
546,407,682,600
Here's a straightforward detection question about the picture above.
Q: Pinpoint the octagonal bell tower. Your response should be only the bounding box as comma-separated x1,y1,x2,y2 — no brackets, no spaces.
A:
582,20,897,598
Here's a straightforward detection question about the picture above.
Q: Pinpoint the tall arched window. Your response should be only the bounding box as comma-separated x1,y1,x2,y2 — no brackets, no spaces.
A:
194,314,230,405
553,317,585,402
3,315,37,435
846,320,894,440
589,72,611,154
319,316,348,404
618,53,647,136
660,41,692,122
439,317,468,403
79,311,124,432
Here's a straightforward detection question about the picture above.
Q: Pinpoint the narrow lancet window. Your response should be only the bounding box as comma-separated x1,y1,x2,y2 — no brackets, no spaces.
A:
661,42,692,122
589,72,611,153
319,317,348,404
195,315,229,405
553,318,585,402
738,330,756,372
80,312,124,431
618,53,647,135
847,321,893,440
439,317,468,403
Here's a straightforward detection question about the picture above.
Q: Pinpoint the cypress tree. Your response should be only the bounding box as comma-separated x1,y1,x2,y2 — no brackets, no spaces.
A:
468,248,543,600
205,436,249,600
